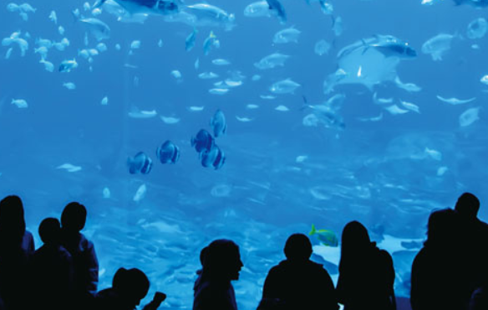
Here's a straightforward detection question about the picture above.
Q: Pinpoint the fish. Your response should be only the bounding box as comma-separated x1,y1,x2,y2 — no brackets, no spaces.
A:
244,1,271,18
185,28,198,51
246,104,259,110
101,96,109,105
275,105,289,111
260,95,276,100
269,78,301,94
2,32,28,57
79,17,111,41
303,94,346,130
11,99,28,108
39,59,54,72
183,3,235,31
424,147,442,161
332,16,343,37
273,27,301,44
156,140,180,164
56,163,82,173
53,38,70,51
212,59,231,66
5,48,13,59
309,224,339,247
102,187,111,199
127,152,153,174
49,10,57,24
467,18,488,39
200,145,225,170
191,129,214,153
266,0,286,23
34,47,48,60
63,82,76,90
203,31,220,55
383,104,409,115
58,26,65,36
95,0,180,16
236,116,254,122
208,88,229,95
160,116,180,124
225,79,243,88
187,106,204,112
436,96,476,105
130,40,141,49
133,184,147,202
453,0,488,8
7,2,35,20
97,43,108,52
210,109,226,137
314,39,331,56
325,35,416,93
394,76,422,92
400,100,420,113
171,70,182,81
459,107,480,127
128,109,157,119
481,75,488,85
254,53,290,70
198,72,219,79
421,33,456,61
59,59,78,72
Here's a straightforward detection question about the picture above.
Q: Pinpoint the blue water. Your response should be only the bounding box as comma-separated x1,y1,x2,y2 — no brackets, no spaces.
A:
1,0,488,308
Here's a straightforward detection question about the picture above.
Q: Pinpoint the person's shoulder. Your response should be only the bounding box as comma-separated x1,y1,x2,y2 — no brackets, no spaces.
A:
79,233,95,249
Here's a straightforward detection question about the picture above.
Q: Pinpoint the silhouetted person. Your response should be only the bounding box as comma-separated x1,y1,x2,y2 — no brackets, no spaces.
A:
29,217,74,310
193,239,243,310
258,233,338,310
60,202,99,309
95,267,165,310
336,221,396,310
411,208,471,310
0,195,35,310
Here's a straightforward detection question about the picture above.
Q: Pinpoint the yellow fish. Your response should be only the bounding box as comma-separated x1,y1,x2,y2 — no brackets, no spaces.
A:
309,224,339,247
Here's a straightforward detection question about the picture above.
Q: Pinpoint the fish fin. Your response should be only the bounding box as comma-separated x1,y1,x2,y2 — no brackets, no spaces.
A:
309,224,316,236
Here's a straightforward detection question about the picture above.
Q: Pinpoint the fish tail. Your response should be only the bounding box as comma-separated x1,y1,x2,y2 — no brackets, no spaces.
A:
309,224,316,236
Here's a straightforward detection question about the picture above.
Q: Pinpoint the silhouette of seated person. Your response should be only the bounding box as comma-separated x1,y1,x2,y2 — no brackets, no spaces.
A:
0,195,35,310
193,239,243,310
336,221,396,310
258,233,338,310
411,208,471,310
95,267,165,310
29,218,74,310
60,202,99,307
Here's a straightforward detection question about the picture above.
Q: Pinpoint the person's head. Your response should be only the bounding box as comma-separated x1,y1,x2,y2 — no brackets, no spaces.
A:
284,233,312,261
0,195,26,243
455,192,480,219
202,239,243,281
113,268,150,307
61,202,87,232
39,218,61,245
341,221,371,251
426,208,458,246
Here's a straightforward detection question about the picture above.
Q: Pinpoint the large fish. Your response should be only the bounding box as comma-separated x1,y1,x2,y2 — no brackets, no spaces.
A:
453,0,488,7
95,0,180,16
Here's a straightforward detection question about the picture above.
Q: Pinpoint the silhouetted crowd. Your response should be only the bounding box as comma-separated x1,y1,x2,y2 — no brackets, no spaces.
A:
0,192,486,310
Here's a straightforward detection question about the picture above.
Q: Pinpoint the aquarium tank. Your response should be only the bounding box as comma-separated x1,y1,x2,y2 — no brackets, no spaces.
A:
1,0,488,308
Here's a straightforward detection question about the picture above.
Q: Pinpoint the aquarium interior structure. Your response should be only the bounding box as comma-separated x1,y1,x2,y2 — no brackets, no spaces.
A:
1,0,488,308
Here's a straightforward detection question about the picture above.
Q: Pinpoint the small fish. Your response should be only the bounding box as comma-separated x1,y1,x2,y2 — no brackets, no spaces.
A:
203,31,220,56
56,163,82,173
156,140,180,164
158,39,163,48
92,8,102,16
296,155,308,163
127,152,152,174
11,99,28,108
314,39,331,56
480,75,488,85
102,187,111,199
225,79,243,88
254,53,289,70
244,1,272,18
191,129,215,153
421,33,456,61
332,16,343,37
187,106,204,112
437,166,448,176
160,116,180,124
309,224,338,247
39,59,54,72
128,109,157,119
130,40,141,49
212,58,231,66
394,76,422,92
171,70,183,81
101,96,108,105
96,42,107,52
459,107,480,127
198,72,219,79
400,100,420,113
275,105,289,111
79,17,111,41
185,28,198,51
424,147,442,161
49,10,57,24
63,82,76,90
269,78,300,94
235,116,253,122
437,96,476,105
59,59,78,73
5,48,13,59
357,113,383,122
133,184,147,202
210,109,227,137
273,26,301,44
384,104,408,115
209,88,229,95
260,95,276,100
200,145,225,170
246,104,259,109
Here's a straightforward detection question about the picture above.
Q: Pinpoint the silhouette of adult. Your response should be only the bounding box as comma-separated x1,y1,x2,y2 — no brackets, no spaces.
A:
258,233,338,310
60,202,99,309
336,221,396,310
95,267,165,310
193,239,243,310
0,195,35,310
410,208,471,310
29,218,74,310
